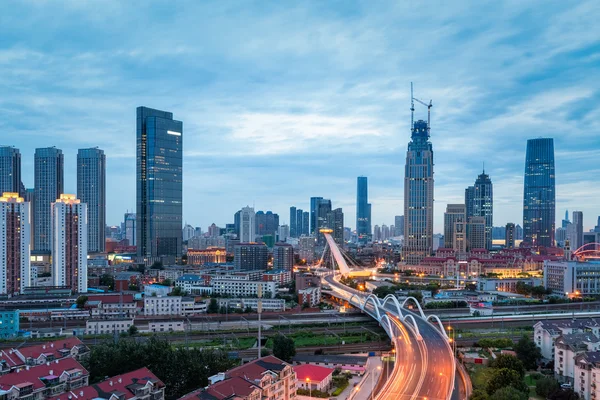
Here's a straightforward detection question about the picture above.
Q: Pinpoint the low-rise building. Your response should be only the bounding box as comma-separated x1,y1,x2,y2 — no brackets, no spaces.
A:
182,297,208,315
144,284,173,297
225,356,297,400
85,319,134,335
544,260,600,296
292,354,368,375
148,320,185,333
86,294,138,319
217,298,285,312
262,269,292,286
212,279,276,299
187,247,227,266
534,318,600,360
574,351,600,400
0,310,19,338
12,337,89,366
298,287,321,307
179,376,261,400
293,364,333,392
144,296,182,316
555,333,600,384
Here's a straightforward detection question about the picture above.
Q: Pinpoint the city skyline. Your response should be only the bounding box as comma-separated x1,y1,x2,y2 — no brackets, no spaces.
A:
1,2,599,232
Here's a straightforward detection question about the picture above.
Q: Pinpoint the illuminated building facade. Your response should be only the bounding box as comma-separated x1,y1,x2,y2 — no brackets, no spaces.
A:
0,192,31,296
0,146,22,196
187,247,226,266
356,176,371,241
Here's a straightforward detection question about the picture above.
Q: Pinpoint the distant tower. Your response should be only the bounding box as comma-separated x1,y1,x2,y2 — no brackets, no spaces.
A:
0,146,23,197
34,147,64,252
239,206,256,242
356,176,371,241
505,223,516,249
469,170,493,250
289,206,297,237
0,192,31,295
444,204,466,250
77,147,106,253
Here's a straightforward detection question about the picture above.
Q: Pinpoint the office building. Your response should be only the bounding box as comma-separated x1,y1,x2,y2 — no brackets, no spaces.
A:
183,224,195,241
327,208,344,247
453,220,467,254
278,224,290,242
544,260,600,297
77,147,106,253
444,204,466,249
403,117,434,264
317,199,332,247
395,215,404,237
573,211,584,251
468,216,486,250
273,242,294,271
468,170,493,250
0,192,30,296
562,210,571,229
373,225,381,241
302,211,309,236
212,279,276,299
208,223,220,237
356,176,371,241
124,212,136,246
595,216,600,233
505,222,515,249
310,197,323,235
34,147,63,252
556,227,567,244
465,186,475,222
381,224,390,241
296,209,303,237
290,206,297,237
239,206,256,242
136,106,183,259
0,146,22,196
234,243,268,270
523,138,555,247
299,236,316,262
516,224,523,240
51,194,87,293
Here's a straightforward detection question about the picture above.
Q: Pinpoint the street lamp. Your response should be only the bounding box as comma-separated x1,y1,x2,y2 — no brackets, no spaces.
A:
306,377,311,398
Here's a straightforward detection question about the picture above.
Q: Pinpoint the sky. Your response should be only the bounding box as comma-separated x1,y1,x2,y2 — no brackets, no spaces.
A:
1,0,599,233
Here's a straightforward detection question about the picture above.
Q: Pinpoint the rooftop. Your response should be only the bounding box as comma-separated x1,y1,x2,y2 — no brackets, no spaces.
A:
16,337,87,361
293,364,333,383
292,354,368,365
226,356,288,383
0,358,87,391
179,376,260,400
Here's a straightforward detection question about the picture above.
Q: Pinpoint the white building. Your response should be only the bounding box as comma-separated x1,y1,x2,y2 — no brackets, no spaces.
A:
298,286,321,307
239,206,255,242
144,284,172,297
51,194,87,293
534,319,600,360
182,297,208,315
183,224,195,242
278,225,290,242
212,279,276,298
0,192,30,296
144,296,182,316
544,260,600,296
148,320,185,333
217,297,285,312
86,319,133,335
124,212,136,246
574,351,600,400
555,333,600,384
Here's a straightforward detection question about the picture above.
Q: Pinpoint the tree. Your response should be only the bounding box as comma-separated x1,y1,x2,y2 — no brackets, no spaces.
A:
302,302,310,310
76,295,88,309
489,386,528,400
99,274,115,290
128,325,139,336
491,354,525,378
272,335,296,362
486,368,529,395
151,261,163,269
373,285,397,299
207,298,219,313
469,389,489,400
536,377,560,398
548,388,580,400
170,286,188,296
514,335,542,370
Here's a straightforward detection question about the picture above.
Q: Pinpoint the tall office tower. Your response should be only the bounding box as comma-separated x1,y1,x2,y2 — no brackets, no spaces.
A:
278,224,290,241
444,204,466,249
124,213,136,246
0,192,31,296
464,186,475,221
77,147,106,253
595,216,600,233
25,188,35,246
51,194,87,293
289,206,297,237
273,242,294,271
182,224,195,241
523,138,555,247
136,107,183,259
373,225,381,241
515,224,523,240
302,211,309,236
469,170,493,250
34,147,64,252
555,227,567,244
381,224,390,241
327,208,344,247
394,215,404,237
562,210,570,229
505,223,516,249
296,209,303,237
0,146,22,196
255,211,265,235
390,225,395,237
572,211,584,250
234,210,241,236
468,216,486,250
310,197,323,235
316,199,332,246
403,116,434,265
356,176,371,241
239,206,256,242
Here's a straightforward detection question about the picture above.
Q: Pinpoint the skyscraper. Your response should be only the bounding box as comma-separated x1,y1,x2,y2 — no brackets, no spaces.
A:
403,118,434,264
394,215,404,237
0,192,31,296
34,147,64,252
505,223,515,249
273,243,294,271
289,206,297,237
465,186,475,221
444,204,466,249
77,147,106,253
302,211,309,236
0,146,22,197
310,197,323,235
523,138,555,247
468,216,486,250
572,211,584,251
317,199,332,247
136,107,183,259
239,206,256,242
124,213,136,246
469,170,493,250
356,176,371,241
296,209,303,237
562,210,570,229
51,194,87,293
327,208,344,248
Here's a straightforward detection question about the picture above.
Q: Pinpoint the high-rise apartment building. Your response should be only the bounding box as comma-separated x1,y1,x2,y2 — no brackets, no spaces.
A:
34,147,64,252
523,138,555,247
136,107,183,259
289,206,297,237
403,118,434,265
302,211,309,236
469,170,493,250
572,211,584,251
182,224,195,241
327,208,344,248
373,225,381,241
381,224,390,241
0,147,23,197
278,225,290,241
51,194,87,293
296,209,303,237
310,197,323,235
77,147,106,253
124,213,136,246
444,204,466,249
273,243,294,271
0,192,30,296
356,176,371,241
234,243,268,271
239,206,256,243
394,215,404,237
505,223,516,249
468,216,486,250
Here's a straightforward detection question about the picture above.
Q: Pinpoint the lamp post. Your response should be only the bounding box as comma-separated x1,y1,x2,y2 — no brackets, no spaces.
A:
306,377,311,398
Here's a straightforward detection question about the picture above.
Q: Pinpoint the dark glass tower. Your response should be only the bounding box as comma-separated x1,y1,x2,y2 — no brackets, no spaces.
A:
523,138,555,247
356,176,371,241
34,147,64,252
310,197,323,235
77,147,106,253
289,206,297,237
472,170,493,250
0,146,22,196
136,107,183,259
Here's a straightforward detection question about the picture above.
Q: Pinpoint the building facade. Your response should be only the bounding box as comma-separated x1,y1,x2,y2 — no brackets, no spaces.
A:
187,248,226,265
273,243,294,271
34,147,63,252
470,170,493,250
505,222,515,249
290,206,297,238
310,197,323,235
77,147,106,253
124,212,136,246
468,216,486,251
239,206,256,242
444,204,466,250
234,243,268,270
0,193,30,296
356,176,371,241
572,211,584,251
0,146,22,197
328,208,344,248
523,138,555,247
136,106,183,259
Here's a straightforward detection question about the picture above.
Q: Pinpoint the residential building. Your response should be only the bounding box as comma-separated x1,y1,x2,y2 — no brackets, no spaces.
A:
187,248,226,266
278,224,290,242
0,310,19,338
255,211,279,237
298,287,321,307
34,147,64,252
356,176,371,241
296,209,303,238
225,356,297,400
273,243,294,271
403,117,434,265
86,319,134,335
0,192,31,296
327,208,344,248
290,206,297,238
555,333,600,385
136,106,183,259
523,138,555,247
298,236,316,262
302,212,309,236
144,284,172,297
212,279,276,298
11,337,89,366
294,364,334,393
292,354,368,375
373,225,381,241
86,294,138,319
444,204,466,250
316,199,332,247
124,212,136,246
234,243,268,270
0,146,22,196
217,297,285,312
180,376,261,400
505,223,515,249
574,351,600,400
181,297,208,315
51,194,87,293
183,224,195,241
144,296,182,316
263,269,292,286
295,273,321,291
77,148,106,253
544,260,600,296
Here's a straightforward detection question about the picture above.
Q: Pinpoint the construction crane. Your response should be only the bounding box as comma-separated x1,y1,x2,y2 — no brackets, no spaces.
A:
410,82,433,133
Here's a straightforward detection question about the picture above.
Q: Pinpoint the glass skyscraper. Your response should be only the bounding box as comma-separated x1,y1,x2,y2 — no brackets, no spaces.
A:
523,138,555,247
34,147,64,252
403,120,434,265
77,147,106,253
471,170,493,250
289,206,297,237
0,146,22,196
136,107,183,259
356,176,371,241
310,197,323,235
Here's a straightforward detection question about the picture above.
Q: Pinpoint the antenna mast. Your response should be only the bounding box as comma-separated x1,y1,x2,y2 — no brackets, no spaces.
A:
410,82,415,132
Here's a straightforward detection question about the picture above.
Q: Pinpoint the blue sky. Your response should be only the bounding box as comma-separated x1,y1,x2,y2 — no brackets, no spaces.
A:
1,0,599,233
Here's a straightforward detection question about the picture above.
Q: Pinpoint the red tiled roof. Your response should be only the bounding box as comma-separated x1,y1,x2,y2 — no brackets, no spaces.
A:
0,358,87,391
204,376,260,400
87,294,135,304
293,364,333,383
0,349,25,368
16,337,85,361
226,356,288,382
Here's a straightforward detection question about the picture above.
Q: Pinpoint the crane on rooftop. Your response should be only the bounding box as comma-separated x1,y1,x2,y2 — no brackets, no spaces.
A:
410,82,433,134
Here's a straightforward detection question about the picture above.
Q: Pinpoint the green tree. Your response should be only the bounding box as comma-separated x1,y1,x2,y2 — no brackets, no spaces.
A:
207,298,219,313
272,335,296,362
372,285,397,299
151,261,163,269
491,354,525,378
170,286,188,296
486,368,529,395
536,377,560,398
302,302,310,309
76,295,88,309
469,389,489,400
128,325,139,336
548,388,580,400
514,335,542,370
489,386,528,400
99,274,115,290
